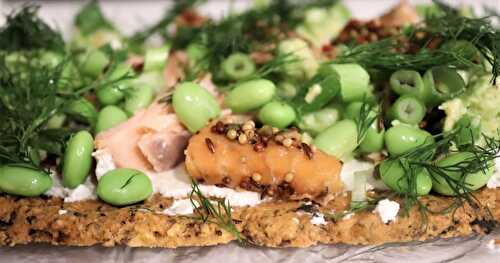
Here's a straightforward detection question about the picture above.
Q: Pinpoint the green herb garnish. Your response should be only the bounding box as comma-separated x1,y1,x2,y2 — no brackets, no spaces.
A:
189,180,243,242
74,0,115,36
0,6,65,52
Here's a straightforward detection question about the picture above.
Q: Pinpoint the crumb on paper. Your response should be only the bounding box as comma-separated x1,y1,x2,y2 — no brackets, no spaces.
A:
373,199,400,224
310,213,327,226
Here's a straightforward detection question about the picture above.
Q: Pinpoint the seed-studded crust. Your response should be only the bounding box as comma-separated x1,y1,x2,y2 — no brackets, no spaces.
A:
0,188,498,248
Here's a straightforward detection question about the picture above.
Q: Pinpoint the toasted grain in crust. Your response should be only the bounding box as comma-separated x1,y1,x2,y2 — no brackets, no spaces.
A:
0,189,498,248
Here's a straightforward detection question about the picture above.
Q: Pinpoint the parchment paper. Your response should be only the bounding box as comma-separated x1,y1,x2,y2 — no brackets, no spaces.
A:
0,0,499,262
0,230,498,262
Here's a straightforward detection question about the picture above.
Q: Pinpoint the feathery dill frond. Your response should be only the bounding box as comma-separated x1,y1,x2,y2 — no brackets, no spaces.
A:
0,5,65,52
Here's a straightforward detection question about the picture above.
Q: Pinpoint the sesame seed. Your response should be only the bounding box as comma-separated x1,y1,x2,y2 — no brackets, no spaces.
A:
272,127,279,134
282,138,293,147
275,134,284,142
226,129,238,140
284,172,295,182
238,134,248,144
252,173,262,182
242,120,255,131
245,129,255,139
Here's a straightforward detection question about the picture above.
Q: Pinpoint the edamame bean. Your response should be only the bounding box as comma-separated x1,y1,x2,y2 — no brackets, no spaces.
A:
431,152,494,196
359,124,385,153
313,119,358,159
97,84,126,105
123,85,154,116
46,114,67,129
384,125,434,156
97,64,133,105
95,105,128,133
97,168,153,206
221,53,256,81
297,107,341,135
422,66,466,106
388,95,426,125
258,101,296,129
390,70,425,99
379,160,432,196
80,49,110,77
64,98,98,126
327,63,370,102
224,79,275,113
0,164,52,197
143,45,170,72
344,102,384,152
173,82,221,133
62,130,94,189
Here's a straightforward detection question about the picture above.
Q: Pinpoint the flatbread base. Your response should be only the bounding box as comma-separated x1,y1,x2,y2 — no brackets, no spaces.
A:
0,188,498,248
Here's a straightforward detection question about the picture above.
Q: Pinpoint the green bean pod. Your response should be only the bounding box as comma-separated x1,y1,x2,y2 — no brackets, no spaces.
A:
422,66,466,106
313,119,358,159
390,70,425,99
143,44,170,72
123,85,154,116
379,160,432,196
297,106,341,135
80,49,110,77
326,63,370,102
431,152,494,196
97,168,153,206
384,125,434,156
224,79,276,113
95,105,128,133
62,131,94,189
387,95,426,125
0,164,52,197
221,53,256,81
64,98,98,126
173,82,221,133
258,101,296,129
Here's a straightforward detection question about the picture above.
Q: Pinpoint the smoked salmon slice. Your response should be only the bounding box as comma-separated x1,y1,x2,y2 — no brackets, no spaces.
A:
185,120,344,202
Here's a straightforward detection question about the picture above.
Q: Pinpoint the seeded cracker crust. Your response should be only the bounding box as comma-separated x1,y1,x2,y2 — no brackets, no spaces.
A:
0,188,498,248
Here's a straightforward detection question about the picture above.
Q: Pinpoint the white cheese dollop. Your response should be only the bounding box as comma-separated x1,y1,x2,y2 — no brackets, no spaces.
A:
148,164,264,208
92,149,116,180
487,158,500,189
163,199,198,216
46,172,97,202
374,199,400,224
340,159,388,191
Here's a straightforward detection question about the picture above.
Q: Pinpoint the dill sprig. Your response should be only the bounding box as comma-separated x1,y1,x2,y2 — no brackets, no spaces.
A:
334,38,476,73
335,1,500,83
356,99,379,144
189,181,243,242
0,5,65,52
324,199,379,222
0,54,66,165
391,128,500,214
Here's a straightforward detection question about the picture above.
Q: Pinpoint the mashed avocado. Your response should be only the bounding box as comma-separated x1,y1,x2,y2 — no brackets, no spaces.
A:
440,75,500,137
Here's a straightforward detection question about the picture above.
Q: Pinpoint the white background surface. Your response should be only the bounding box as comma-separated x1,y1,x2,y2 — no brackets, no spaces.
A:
0,0,499,262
